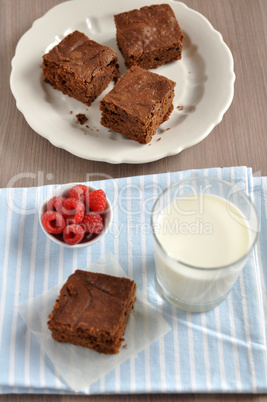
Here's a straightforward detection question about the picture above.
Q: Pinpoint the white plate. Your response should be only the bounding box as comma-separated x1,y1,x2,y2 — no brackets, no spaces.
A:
10,0,235,164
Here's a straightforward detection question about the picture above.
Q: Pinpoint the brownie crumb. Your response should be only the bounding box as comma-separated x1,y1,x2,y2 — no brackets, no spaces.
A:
76,113,88,125
177,105,184,111
157,137,162,141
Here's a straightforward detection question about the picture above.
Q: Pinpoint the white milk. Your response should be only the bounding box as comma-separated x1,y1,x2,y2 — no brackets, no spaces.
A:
153,193,253,311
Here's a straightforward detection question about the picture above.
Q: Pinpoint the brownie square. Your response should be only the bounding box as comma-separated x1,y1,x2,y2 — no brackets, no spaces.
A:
114,4,184,69
99,65,176,144
42,30,119,106
48,270,136,354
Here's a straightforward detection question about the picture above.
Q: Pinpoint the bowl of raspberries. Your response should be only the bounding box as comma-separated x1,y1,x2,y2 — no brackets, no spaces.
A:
39,183,112,248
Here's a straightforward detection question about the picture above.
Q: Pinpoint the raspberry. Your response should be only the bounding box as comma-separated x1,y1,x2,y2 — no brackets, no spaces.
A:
61,197,85,224
86,189,107,212
69,185,89,203
42,211,66,234
63,224,85,245
47,196,66,213
82,212,104,234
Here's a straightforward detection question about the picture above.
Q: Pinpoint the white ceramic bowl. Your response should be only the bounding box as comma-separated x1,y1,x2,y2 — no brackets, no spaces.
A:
39,183,113,248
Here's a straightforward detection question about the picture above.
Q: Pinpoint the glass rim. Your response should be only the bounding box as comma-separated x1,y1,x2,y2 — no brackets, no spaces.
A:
151,176,259,272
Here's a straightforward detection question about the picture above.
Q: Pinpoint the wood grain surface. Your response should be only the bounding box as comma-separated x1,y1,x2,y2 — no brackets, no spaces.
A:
0,0,267,400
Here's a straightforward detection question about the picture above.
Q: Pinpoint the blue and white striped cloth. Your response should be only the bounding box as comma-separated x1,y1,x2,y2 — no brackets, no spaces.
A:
0,166,267,394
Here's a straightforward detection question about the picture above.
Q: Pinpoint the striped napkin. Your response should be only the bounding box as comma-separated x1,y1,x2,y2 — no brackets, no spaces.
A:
0,166,267,394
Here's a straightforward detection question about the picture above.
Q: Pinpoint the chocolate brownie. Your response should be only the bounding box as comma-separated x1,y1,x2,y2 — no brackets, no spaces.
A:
42,31,119,106
99,65,176,144
76,113,88,125
47,270,136,354
114,4,184,69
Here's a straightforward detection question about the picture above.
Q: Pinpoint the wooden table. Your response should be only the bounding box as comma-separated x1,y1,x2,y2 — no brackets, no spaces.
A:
1,0,266,400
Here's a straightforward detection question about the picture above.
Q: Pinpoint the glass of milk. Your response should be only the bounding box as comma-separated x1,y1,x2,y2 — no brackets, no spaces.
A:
151,177,259,312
